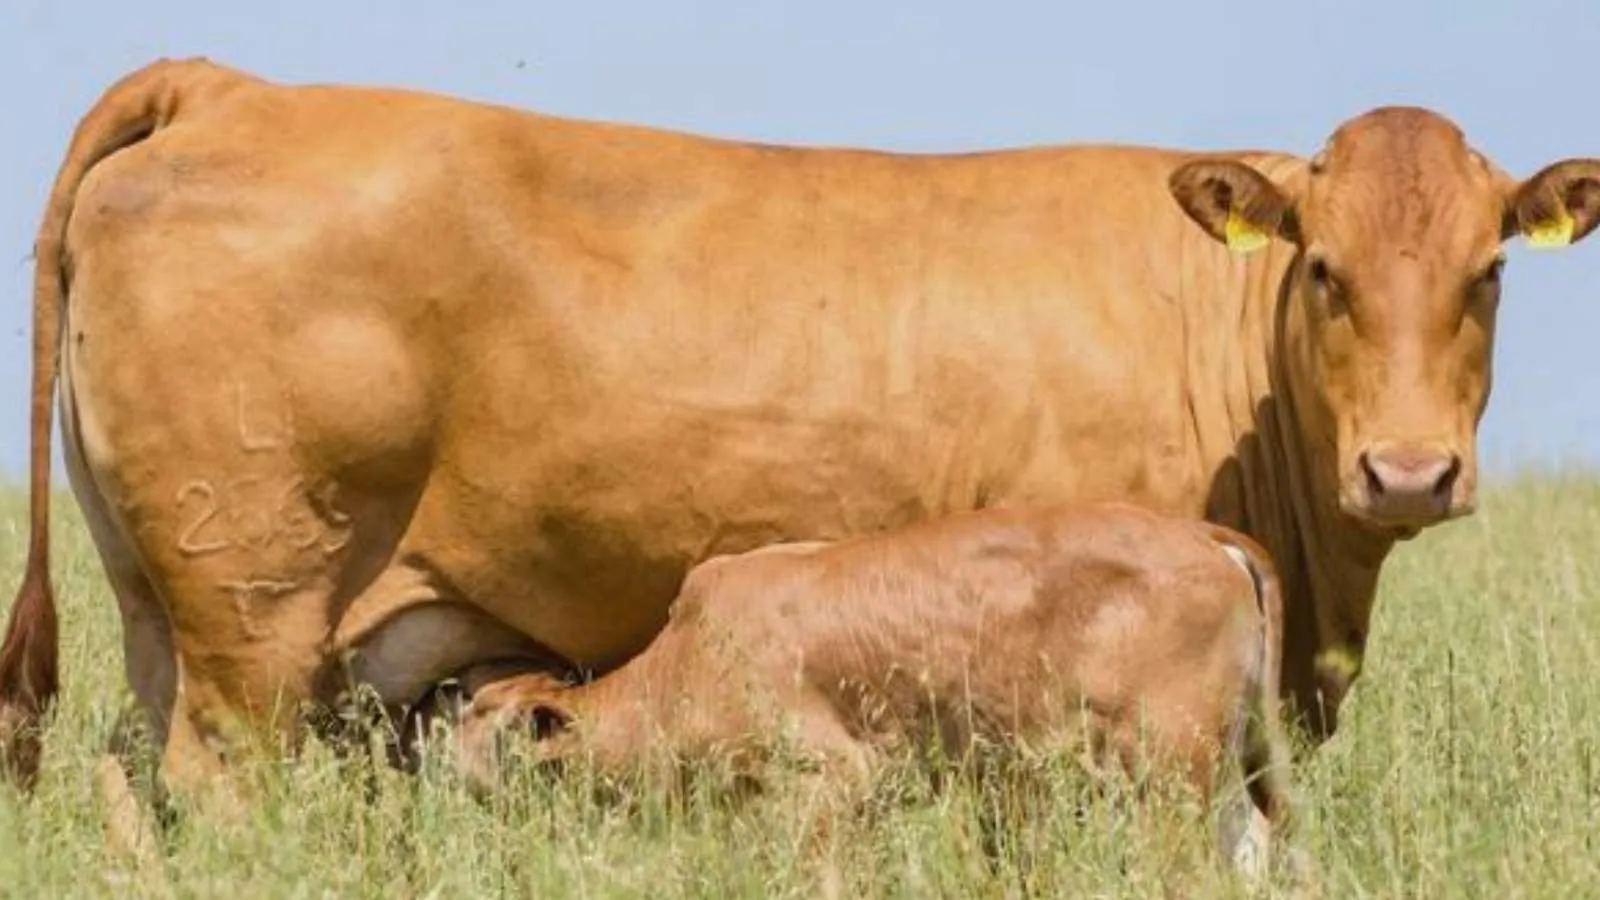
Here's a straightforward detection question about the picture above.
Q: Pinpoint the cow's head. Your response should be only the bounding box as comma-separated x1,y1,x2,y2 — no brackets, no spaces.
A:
1169,108,1599,536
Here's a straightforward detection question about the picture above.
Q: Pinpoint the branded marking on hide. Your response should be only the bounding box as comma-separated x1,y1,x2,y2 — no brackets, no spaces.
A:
176,480,232,557
218,578,303,639
224,475,275,550
310,479,354,555
236,382,294,453
175,475,353,559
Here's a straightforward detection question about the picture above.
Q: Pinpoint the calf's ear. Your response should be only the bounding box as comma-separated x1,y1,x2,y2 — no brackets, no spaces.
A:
1505,158,1600,248
1169,158,1300,254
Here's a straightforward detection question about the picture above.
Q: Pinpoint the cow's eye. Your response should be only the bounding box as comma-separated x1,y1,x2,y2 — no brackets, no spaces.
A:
1305,253,1348,312
1307,256,1332,286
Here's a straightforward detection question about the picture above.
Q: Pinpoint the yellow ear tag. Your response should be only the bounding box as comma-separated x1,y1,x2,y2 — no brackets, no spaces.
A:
1224,211,1271,254
1525,208,1575,249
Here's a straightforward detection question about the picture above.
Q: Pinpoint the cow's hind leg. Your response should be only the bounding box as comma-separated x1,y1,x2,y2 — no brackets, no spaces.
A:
62,385,185,849
93,461,394,816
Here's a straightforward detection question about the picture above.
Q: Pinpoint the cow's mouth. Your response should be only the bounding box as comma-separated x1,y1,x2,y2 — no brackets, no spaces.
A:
1339,503,1436,541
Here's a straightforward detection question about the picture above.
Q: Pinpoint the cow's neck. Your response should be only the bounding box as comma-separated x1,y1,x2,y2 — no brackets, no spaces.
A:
1257,347,1393,743
1204,195,1396,744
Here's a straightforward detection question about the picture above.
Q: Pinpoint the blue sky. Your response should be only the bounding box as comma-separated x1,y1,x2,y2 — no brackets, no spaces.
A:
3,0,1598,479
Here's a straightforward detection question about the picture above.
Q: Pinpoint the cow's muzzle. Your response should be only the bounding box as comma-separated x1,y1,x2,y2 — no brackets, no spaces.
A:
1342,440,1472,533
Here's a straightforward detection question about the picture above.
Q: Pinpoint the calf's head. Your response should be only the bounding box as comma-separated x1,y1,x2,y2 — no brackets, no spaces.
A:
1170,108,1599,535
454,676,576,795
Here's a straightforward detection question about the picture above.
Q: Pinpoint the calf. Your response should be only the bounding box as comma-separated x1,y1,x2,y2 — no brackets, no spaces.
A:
455,502,1298,873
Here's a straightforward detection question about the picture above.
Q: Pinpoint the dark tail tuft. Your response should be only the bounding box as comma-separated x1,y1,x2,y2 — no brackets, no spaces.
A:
0,559,60,788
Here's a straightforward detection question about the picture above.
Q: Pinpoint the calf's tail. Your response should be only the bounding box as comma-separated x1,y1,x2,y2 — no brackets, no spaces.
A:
0,56,246,787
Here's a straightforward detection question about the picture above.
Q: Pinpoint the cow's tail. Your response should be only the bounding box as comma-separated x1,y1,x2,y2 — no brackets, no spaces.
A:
1211,527,1297,835
0,56,247,787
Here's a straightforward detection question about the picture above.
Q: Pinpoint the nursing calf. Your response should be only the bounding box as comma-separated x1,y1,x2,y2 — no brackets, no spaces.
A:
456,502,1297,871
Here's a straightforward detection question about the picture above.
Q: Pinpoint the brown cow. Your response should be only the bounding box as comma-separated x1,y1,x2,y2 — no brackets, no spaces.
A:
452,503,1298,877
1,56,1596,796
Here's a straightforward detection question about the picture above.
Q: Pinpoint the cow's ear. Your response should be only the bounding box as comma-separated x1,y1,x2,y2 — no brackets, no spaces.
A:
528,703,572,741
1504,158,1600,248
1169,159,1300,254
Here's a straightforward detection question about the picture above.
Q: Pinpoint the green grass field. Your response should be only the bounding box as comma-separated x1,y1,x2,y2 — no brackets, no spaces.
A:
0,472,1597,899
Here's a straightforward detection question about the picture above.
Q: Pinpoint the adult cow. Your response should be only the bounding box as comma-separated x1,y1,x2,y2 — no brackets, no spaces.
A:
1,56,1596,795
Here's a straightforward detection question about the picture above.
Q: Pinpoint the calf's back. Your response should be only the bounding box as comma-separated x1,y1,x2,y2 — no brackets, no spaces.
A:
477,502,1279,796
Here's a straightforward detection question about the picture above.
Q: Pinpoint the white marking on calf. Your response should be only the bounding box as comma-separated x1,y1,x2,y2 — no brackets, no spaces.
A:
1218,542,1252,581
1213,539,1279,883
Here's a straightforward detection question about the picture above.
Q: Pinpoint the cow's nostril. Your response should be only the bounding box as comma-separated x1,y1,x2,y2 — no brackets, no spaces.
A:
1432,455,1462,499
1359,451,1385,497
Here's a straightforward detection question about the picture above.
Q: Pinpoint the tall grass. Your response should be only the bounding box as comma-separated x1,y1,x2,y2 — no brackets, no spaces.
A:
0,471,1596,898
